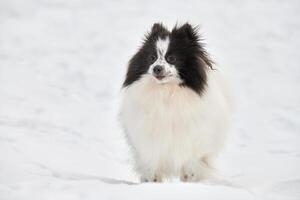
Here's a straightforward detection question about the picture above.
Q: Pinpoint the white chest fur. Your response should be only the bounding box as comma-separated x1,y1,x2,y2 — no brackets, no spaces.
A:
119,70,232,179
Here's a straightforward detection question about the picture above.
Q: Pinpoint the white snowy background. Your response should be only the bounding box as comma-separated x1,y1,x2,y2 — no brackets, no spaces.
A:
0,0,299,199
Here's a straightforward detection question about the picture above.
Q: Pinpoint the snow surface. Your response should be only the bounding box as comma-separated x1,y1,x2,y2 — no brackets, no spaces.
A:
0,0,300,199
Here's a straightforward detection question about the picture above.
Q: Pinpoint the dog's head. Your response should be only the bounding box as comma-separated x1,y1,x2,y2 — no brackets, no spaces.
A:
123,23,213,94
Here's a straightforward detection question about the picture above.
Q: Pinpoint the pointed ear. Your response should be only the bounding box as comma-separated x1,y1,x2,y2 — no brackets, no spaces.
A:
151,23,167,34
173,23,198,41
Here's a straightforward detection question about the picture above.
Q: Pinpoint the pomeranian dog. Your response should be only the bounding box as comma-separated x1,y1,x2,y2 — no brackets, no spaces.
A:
119,23,232,182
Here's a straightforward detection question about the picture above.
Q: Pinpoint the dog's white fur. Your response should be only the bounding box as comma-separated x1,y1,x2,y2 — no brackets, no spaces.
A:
120,68,232,182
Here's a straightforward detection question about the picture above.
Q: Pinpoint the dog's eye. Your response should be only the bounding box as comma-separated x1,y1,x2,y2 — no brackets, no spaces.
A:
166,55,176,64
149,55,157,63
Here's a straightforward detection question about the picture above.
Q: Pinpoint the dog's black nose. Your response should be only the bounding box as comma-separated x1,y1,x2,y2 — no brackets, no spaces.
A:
153,65,164,76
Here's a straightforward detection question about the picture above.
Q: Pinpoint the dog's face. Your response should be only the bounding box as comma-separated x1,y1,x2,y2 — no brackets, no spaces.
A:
123,23,213,94
147,37,179,84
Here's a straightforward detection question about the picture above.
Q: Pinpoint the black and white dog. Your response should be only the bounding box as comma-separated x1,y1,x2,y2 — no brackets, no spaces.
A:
120,23,232,182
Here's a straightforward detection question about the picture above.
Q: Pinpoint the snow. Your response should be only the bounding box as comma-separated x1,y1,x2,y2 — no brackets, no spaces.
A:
0,0,300,199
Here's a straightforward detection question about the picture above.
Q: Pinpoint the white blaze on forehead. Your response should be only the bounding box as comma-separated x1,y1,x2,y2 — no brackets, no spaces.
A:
156,37,170,57
148,36,181,84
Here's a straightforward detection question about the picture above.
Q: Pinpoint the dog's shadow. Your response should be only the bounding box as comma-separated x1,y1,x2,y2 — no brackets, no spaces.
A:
34,163,247,189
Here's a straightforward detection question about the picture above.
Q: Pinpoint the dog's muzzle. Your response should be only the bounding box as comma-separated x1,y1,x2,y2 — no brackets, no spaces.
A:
152,65,166,80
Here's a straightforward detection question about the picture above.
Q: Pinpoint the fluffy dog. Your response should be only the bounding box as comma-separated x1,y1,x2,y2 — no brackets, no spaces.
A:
119,23,232,182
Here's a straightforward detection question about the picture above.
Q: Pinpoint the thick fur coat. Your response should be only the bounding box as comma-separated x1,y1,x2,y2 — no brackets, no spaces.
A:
119,23,232,182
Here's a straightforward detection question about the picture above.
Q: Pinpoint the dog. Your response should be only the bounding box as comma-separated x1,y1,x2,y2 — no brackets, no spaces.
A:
119,23,232,182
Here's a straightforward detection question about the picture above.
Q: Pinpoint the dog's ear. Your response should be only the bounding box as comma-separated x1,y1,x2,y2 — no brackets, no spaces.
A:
173,23,213,69
144,23,169,41
172,23,199,41
151,23,166,34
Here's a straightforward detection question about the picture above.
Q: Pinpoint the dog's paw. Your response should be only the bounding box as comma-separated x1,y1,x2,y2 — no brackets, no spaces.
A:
180,171,198,182
180,159,214,182
140,174,162,183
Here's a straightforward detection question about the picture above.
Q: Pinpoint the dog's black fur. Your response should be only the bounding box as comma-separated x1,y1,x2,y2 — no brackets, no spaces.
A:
123,23,213,95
